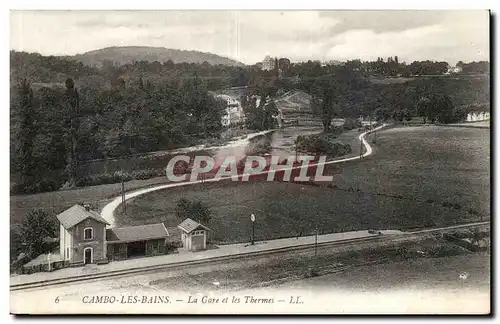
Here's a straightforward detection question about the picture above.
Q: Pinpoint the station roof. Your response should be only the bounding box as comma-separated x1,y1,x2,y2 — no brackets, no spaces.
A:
56,204,110,229
106,223,169,243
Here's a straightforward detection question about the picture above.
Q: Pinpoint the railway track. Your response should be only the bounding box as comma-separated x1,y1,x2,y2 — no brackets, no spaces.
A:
10,221,489,292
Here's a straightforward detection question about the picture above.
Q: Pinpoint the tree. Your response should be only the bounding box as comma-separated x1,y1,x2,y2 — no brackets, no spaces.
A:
245,74,279,130
311,75,344,132
15,79,36,185
175,198,212,224
189,201,212,225
374,107,390,121
461,61,490,74
18,209,57,257
436,95,455,124
278,57,291,74
245,99,278,131
175,198,192,220
63,78,81,187
179,73,224,137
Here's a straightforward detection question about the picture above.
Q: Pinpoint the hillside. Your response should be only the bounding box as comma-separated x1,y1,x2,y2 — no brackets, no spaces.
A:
72,46,244,67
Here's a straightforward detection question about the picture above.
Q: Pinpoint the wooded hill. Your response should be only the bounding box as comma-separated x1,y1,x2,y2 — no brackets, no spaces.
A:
72,46,245,67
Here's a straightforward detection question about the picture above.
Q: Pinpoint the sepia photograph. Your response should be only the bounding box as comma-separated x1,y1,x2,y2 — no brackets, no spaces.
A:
8,8,491,315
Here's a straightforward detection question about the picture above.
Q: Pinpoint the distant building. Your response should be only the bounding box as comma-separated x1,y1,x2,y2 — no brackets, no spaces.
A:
324,60,344,66
447,66,463,74
250,94,262,108
262,55,276,71
466,111,490,122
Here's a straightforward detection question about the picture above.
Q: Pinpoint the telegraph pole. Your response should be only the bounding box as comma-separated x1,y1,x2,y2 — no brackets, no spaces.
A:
315,226,318,259
121,170,126,216
251,214,256,245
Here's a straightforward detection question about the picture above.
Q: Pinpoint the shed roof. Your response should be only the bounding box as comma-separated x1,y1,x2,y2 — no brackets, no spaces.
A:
177,218,211,234
56,204,110,229
106,223,169,243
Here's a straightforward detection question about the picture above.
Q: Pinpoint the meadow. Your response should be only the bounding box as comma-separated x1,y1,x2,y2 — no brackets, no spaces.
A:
114,126,490,244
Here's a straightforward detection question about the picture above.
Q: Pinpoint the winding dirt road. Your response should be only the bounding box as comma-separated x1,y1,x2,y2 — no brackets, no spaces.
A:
101,124,388,226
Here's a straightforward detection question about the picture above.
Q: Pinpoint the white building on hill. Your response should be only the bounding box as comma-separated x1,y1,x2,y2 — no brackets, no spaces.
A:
262,56,276,71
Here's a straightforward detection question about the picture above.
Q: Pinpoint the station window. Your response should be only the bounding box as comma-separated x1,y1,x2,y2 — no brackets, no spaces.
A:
84,227,93,240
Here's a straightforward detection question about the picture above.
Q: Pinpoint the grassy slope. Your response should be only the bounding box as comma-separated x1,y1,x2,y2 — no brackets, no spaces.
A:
115,126,490,244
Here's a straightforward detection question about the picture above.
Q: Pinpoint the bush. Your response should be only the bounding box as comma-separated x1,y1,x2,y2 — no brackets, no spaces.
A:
467,208,479,215
296,134,352,157
442,201,461,209
427,244,466,258
130,168,165,180
76,168,165,187
245,136,272,155
305,267,320,278
423,219,436,227
10,178,62,195
328,125,344,135
165,241,181,253
10,252,31,274
343,118,362,131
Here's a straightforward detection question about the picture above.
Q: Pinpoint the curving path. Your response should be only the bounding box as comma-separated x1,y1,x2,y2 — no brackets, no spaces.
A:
101,124,388,226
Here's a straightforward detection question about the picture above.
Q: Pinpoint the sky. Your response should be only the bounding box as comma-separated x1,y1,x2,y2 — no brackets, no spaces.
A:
10,10,490,65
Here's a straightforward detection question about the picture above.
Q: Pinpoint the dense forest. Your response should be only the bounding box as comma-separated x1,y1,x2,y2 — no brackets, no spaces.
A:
10,50,490,195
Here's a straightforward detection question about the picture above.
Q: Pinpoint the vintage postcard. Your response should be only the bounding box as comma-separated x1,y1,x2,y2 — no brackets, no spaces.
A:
9,10,490,315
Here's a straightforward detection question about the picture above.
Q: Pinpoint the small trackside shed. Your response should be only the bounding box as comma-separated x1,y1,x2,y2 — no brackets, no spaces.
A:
106,223,169,261
177,218,211,252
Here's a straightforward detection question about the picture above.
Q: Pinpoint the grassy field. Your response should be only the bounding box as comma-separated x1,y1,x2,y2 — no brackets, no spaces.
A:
276,252,490,303
9,176,175,226
115,126,490,244
148,235,487,292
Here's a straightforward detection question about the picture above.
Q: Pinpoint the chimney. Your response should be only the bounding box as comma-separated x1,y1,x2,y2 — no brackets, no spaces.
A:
84,204,91,211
